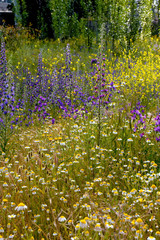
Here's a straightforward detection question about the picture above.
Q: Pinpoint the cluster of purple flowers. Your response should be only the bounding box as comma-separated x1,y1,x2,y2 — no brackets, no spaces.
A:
1,42,118,134
0,43,93,129
1,40,159,150
0,42,7,98
0,43,16,128
92,55,115,110
0,42,21,152
34,96,49,121
130,102,146,137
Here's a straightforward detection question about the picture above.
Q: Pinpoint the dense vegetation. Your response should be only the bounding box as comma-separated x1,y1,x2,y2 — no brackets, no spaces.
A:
0,0,160,238
12,0,159,47
0,25,160,239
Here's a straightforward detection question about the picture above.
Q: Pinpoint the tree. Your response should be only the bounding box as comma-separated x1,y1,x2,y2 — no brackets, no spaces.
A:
14,0,53,38
138,0,153,39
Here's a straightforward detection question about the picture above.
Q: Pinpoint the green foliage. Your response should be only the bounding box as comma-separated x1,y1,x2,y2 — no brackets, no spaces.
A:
7,0,160,48
12,0,22,24
21,0,28,26
50,0,69,40
139,0,153,39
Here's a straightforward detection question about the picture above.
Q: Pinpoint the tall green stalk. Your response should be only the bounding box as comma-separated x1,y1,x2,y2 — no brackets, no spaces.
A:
97,23,105,147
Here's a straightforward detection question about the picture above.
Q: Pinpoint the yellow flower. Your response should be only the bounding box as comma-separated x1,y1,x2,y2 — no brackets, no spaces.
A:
150,184,157,190
80,219,88,229
156,231,160,236
94,223,102,232
135,218,143,225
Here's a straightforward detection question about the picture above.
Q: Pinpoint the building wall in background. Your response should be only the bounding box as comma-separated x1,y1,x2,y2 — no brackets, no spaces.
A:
0,0,14,25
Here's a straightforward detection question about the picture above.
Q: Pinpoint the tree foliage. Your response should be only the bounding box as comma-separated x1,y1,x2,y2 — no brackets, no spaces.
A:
12,0,160,45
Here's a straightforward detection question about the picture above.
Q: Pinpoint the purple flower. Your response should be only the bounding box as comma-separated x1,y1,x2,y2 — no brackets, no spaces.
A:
91,59,97,65
140,133,144,138
156,137,160,142
155,126,160,132
52,118,55,124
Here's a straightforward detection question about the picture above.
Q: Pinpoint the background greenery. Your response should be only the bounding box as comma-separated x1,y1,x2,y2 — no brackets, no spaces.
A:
10,0,159,49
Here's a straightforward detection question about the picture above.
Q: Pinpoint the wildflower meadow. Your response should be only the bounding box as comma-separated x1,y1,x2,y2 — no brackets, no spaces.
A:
0,27,160,240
